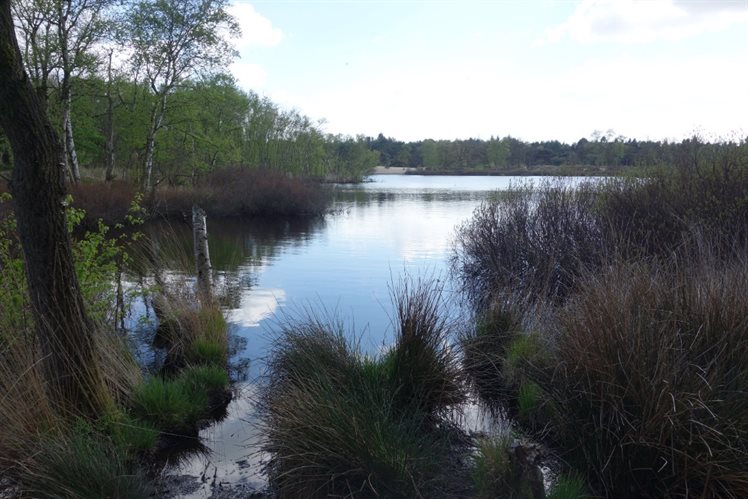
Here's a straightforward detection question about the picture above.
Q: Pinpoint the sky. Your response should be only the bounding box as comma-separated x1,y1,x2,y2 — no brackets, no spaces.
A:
225,0,748,143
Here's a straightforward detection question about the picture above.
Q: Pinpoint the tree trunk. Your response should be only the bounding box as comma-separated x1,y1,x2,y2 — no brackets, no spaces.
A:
142,97,165,191
192,204,213,301
57,1,80,184
104,51,115,182
0,0,109,419
62,90,81,183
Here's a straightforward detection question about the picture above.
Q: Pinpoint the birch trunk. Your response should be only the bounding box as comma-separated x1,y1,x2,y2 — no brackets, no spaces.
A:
192,204,213,300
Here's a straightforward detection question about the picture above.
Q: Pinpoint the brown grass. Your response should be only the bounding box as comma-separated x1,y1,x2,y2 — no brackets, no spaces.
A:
525,250,748,497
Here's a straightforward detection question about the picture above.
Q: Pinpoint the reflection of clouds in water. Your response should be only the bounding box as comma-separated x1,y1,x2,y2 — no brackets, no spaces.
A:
394,206,473,262
174,384,267,497
228,287,286,327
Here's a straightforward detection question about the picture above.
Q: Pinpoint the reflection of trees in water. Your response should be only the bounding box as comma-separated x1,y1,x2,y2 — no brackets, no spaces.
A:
135,216,326,272
128,215,327,317
333,187,488,208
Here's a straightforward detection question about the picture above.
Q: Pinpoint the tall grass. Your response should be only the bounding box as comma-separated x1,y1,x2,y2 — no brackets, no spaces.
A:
597,166,748,257
19,427,154,499
68,168,330,227
452,160,748,308
451,180,606,308
528,254,748,497
259,279,470,498
453,157,748,496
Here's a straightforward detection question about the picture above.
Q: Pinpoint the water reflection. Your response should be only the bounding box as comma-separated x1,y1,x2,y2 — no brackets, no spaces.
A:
147,175,590,495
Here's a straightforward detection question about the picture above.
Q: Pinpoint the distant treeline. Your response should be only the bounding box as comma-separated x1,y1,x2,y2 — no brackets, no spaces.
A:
364,132,748,172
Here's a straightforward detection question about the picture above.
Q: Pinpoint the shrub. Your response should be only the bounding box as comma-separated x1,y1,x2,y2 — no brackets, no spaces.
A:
69,181,137,228
154,168,330,219
527,256,748,497
598,157,748,257
451,180,606,307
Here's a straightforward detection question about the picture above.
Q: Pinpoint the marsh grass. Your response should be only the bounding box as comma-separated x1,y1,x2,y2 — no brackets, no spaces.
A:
132,364,229,436
523,253,748,497
19,426,153,499
454,158,748,496
460,302,524,410
69,169,331,226
472,433,513,498
260,278,470,498
471,432,550,499
452,180,606,307
388,277,466,418
546,474,586,499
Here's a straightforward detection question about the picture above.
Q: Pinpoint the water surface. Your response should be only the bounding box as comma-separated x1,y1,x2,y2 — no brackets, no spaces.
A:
148,175,574,495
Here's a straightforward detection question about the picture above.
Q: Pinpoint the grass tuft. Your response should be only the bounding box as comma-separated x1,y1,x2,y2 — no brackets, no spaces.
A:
259,278,470,498
20,428,153,499
547,473,587,499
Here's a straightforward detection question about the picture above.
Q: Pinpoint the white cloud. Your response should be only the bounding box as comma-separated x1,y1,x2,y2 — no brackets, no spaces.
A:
228,2,283,49
230,60,268,89
543,0,748,44
296,53,747,143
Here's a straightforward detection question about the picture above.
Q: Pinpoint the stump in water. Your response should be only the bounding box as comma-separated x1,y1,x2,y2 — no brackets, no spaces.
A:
192,205,213,301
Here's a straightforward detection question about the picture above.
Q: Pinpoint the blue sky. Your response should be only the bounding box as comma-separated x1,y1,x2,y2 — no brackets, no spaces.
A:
227,0,748,143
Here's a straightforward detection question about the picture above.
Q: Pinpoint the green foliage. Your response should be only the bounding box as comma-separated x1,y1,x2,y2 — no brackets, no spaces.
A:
187,338,226,367
516,382,542,420
132,365,229,434
0,194,28,335
472,434,512,499
22,427,154,499
547,474,587,499
100,412,160,456
260,282,470,497
461,304,524,408
180,365,230,394
62,194,143,323
132,376,206,434
505,334,543,375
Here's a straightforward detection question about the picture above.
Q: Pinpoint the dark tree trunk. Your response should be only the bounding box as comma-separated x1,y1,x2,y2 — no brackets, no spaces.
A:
0,0,109,419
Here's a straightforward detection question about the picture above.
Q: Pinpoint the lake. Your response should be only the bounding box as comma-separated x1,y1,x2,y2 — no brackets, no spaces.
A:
142,175,574,496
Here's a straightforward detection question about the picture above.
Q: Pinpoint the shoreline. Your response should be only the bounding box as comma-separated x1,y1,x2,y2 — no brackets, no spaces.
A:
369,165,619,177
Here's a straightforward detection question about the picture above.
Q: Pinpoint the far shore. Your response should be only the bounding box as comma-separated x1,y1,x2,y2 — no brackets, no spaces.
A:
370,166,412,174
369,165,619,176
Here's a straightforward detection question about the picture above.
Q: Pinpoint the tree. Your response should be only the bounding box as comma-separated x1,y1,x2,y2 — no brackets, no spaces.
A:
13,0,113,183
0,0,109,417
56,0,113,183
126,0,238,190
11,0,57,106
